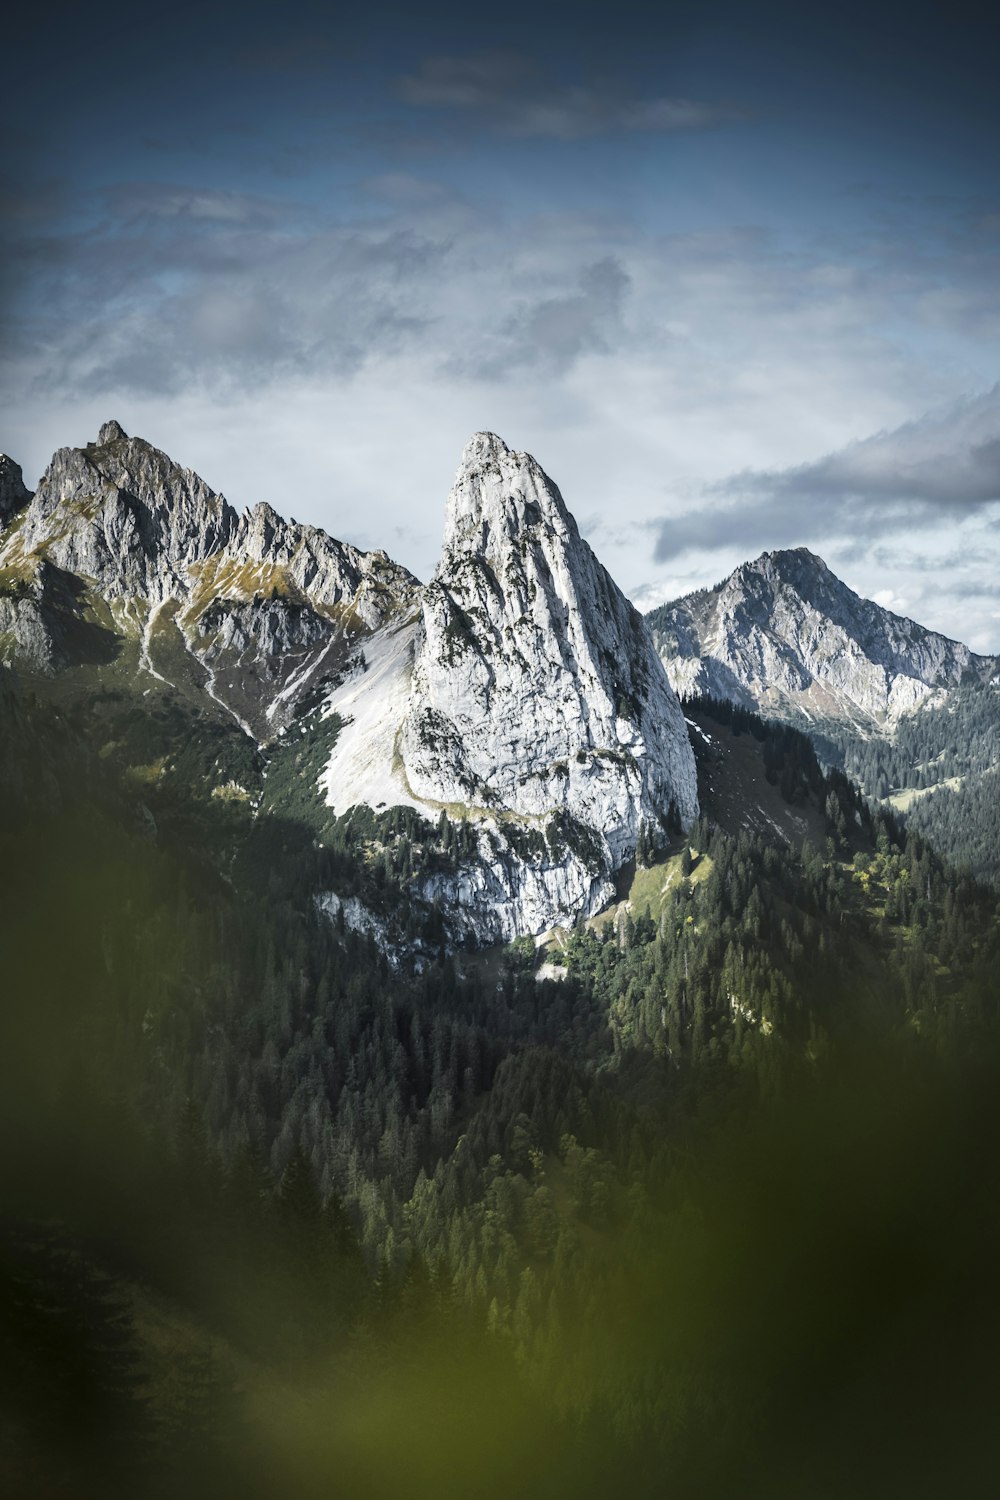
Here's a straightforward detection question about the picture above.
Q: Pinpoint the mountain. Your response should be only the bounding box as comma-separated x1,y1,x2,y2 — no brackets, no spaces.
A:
648,547,1000,883
4,427,1000,1500
0,423,697,940
0,420,419,737
648,547,996,731
320,432,697,939
0,454,30,529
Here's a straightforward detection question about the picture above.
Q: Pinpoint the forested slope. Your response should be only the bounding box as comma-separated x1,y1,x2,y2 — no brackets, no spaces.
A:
2,670,999,1497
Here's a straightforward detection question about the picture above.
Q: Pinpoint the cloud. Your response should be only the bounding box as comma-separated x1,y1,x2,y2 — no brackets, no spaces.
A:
397,51,741,140
2,187,450,394
453,256,631,378
654,386,1000,561
102,183,287,225
4,166,999,649
398,51,533,110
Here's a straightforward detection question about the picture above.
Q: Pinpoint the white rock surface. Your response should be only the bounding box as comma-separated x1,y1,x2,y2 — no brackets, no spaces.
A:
649,548,997,732
321,432,698,940
0,422,419,733
318,615,424,815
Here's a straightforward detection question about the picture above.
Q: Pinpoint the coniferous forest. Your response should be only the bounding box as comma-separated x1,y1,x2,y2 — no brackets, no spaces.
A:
812,682,1000,888
2,665,1000,1498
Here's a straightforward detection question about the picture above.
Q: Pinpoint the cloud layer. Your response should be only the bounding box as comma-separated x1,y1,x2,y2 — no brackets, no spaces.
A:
397,51,740,140
654,385,1000,560
2,17,999,652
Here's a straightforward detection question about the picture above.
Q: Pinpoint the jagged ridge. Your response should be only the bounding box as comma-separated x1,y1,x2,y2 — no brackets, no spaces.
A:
0,421,419,735
648,546,997,730
1,420,697,940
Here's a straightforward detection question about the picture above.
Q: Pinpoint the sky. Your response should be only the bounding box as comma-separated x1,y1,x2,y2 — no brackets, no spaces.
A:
3,0,999,651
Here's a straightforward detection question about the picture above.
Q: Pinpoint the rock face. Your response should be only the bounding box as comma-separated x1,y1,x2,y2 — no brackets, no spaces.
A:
13,420,236,601
648,548,997,730
0,455,31,529
0,422,419,733
1,420,697,942
321,433,698,941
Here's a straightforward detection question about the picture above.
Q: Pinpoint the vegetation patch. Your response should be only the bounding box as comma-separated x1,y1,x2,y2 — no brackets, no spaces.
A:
545,809,604,872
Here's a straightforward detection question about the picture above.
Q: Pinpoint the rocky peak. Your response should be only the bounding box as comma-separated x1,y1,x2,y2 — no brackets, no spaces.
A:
441,432,575,560
752,546,827,574
0,423,418,730
0,455,31,530
650,548,996,728
238,502,287,561
352,431,701,936
9,426,238,602
232,501,419,630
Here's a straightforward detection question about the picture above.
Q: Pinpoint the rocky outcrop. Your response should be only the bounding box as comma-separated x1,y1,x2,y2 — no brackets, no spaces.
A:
2,419,696,940
321,433,698,940
402,432,697,852
0,455,31,531
11,420,237,602
648,548,997,730
0,422,419,732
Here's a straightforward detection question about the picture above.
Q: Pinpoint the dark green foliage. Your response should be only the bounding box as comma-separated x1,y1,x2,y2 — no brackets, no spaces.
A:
544,808,604,871
802,682,999,885
0,1219,151,1496
3,661,1000,1495
259,709,343,837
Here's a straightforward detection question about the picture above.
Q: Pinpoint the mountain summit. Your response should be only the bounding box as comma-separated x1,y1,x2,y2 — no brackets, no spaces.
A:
321,432,697,938
405,433,694,835
0,422,418,733
648,547,996,730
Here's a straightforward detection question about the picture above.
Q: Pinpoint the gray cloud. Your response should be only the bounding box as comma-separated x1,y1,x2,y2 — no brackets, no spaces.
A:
102,182,291,227
453,256,631,378
8,171,997,427
398,51,533,109
4,171,999,649
4,184,451,395
397,51,741,140
655,386,1000,561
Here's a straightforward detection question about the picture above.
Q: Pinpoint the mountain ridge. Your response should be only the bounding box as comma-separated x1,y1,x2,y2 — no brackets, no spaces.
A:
648,545,997,731
648,546,1000,884
0,422,698,940
0,420,420,736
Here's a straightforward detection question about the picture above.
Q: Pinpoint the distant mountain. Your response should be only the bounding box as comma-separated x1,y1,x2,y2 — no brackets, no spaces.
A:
648,547,996,731
648,548,1000,883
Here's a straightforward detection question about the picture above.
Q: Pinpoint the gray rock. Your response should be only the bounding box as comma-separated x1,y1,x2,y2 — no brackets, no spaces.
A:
322,432,698,939
649,547,997,730
0,423,419,729
0,455,31,531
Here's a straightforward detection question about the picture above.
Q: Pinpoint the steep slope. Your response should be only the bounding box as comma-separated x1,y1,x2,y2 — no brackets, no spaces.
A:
648,548,1000,884
0,421,418,736
321,432,697,940
648,547,995,732
0,454,31,529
